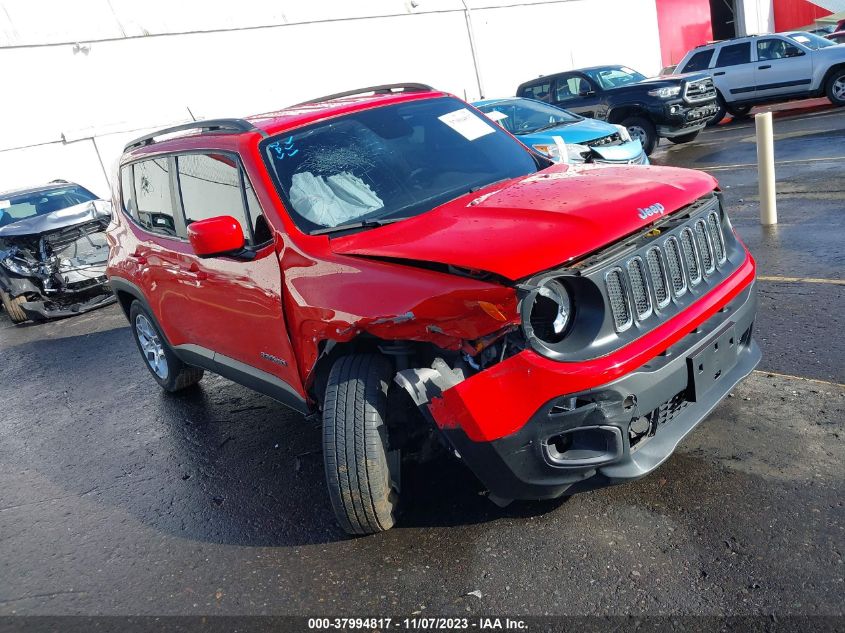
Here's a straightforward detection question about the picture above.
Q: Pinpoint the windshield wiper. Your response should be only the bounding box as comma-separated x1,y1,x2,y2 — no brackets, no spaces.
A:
530,121,575,133
310,217,404,236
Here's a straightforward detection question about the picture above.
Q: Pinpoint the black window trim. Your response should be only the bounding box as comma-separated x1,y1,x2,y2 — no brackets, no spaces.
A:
119,150,273,250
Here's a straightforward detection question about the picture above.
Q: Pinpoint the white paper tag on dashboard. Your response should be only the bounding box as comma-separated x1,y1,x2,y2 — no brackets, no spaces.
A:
0,200,10,209
438,108,496,141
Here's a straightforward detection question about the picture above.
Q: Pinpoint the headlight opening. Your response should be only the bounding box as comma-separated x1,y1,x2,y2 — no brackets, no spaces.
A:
527,279,573,344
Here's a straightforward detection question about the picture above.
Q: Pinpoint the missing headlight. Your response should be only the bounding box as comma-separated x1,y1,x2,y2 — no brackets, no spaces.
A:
524,279,573,345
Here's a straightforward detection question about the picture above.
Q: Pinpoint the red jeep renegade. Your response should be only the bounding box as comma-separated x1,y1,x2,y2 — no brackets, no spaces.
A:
107,83,759,535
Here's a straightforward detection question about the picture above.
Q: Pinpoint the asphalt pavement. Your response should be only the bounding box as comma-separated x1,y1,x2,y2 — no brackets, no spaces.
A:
0,107,843,622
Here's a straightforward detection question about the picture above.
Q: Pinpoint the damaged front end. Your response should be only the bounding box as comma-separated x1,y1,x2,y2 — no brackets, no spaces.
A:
0,201,116,322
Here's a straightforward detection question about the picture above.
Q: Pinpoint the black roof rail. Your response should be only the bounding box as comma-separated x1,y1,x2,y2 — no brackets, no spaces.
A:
123,118,268,152
291,83,435,108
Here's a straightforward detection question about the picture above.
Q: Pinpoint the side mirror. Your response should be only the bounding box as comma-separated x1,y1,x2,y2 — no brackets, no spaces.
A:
187,215,245,257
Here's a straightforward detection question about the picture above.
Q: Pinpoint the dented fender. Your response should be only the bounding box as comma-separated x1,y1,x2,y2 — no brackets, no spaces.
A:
278,240,519,390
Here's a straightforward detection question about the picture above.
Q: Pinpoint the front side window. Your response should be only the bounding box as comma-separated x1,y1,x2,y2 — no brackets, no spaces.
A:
262,96,541,234
554,76,592,102
583,67,646,90
134,158,178,237
176,153,251,241
0,185,97,227
757,38,802,60
683,49,714,72
715,42,751,67
476,99,581,135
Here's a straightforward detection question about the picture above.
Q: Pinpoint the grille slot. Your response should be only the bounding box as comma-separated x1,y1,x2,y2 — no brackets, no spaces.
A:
605,267,632,332
680,228,702,286
694,219,715,275
627,257,652,320
664,237,687,297
707,211,726,264
646,247,670,308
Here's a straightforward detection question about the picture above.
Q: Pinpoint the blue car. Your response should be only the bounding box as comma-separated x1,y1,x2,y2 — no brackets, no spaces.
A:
473,97,648,165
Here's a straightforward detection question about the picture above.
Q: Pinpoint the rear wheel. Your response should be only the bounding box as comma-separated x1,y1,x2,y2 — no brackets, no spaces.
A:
323,353,399,535
129,300,203,392
668,131,701,145
826,69,845,106
622,116,657,155
727,104,753,118
0,291,27,324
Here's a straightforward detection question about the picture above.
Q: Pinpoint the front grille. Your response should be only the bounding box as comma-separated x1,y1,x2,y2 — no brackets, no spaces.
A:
627,257,652,320
684,77,717,103
646,247,670,308
680,228,701,285
605,268,632,332
604,205,729,333
652,391,690,427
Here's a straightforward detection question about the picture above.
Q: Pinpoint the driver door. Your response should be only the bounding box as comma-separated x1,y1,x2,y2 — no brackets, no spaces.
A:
754,37,813,99
171,151,303,399
550,73,602,119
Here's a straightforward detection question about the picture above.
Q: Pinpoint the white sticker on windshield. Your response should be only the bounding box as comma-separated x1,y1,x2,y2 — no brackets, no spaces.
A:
438,108,496,141
0,200,10,209
793,35,810,43
485,110,509,122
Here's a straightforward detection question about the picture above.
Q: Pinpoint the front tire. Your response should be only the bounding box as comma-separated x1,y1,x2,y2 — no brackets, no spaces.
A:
1,290,27,324
826,69,845,106
668,131,701,145
129,300,203,392
622,116,657,155
323,354,399,535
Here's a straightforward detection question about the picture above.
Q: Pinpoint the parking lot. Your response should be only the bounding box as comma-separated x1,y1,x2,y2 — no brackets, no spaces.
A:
1,106,843,618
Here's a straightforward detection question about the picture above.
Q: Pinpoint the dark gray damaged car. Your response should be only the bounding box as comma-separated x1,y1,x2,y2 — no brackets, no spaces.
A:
0,181,115,324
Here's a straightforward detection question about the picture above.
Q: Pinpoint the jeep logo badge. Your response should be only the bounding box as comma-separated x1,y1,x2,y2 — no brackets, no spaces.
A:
637,203,666,220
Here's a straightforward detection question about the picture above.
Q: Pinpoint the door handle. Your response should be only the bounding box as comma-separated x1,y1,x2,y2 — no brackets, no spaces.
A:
181,262,208,281
759,65,771,70
713,71,725,76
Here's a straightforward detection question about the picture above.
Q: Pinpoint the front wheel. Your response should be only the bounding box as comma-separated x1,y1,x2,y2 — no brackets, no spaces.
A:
622,116,657,155
668,131,701,145
0,290,28,324
323,354,399,535
826,69,845,106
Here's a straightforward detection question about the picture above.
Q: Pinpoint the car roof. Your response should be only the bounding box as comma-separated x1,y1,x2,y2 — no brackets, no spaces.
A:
0,181,80,199
124,85,450,157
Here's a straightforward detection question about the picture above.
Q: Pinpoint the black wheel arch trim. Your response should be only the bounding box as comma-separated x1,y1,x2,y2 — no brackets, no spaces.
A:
109,275,308,414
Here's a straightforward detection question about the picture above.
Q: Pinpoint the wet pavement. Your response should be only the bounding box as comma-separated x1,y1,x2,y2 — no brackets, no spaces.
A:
1,108,843,619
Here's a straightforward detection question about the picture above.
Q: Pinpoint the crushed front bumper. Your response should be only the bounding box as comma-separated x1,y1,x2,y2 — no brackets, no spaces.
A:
426,277,759,502
21,290,116,321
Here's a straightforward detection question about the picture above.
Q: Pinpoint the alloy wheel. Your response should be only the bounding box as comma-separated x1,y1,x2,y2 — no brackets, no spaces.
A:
135,314,168,379
833,77,845,101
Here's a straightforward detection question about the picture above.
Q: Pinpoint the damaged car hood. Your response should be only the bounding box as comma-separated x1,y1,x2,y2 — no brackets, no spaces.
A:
331,164,718,280
0,200,111,238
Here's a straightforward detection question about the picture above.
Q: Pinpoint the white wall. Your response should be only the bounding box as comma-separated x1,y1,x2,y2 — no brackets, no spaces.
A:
0,0,662,198
736,0,775,35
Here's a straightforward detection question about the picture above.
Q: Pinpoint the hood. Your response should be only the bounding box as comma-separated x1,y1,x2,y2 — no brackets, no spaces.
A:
517,117,618,146
331,164,717,280
0,200,111,239
621,71,709,88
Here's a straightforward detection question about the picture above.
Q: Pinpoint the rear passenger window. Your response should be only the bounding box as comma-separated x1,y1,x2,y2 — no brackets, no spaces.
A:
520,81,552,102
683,49,714,72
715,43,751,67
134,158,179,237
176,153,264,245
